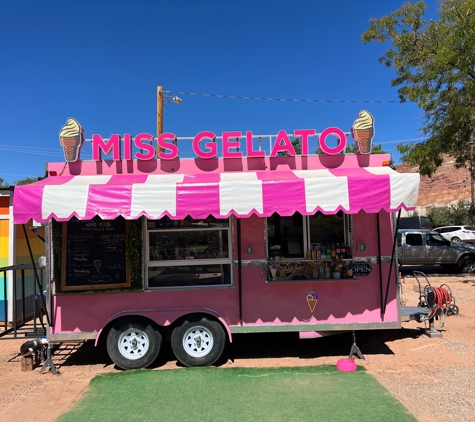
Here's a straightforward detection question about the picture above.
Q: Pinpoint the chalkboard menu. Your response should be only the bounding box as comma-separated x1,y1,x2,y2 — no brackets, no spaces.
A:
61,217,130,291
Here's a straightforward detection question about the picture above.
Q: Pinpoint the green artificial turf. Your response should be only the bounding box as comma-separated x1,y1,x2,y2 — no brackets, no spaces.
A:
58,366,416,422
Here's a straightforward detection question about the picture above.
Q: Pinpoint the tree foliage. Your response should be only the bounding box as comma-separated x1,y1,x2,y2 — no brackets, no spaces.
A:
362,0,475,177
291,138,302,155
428,199,471,227
12,177,38,186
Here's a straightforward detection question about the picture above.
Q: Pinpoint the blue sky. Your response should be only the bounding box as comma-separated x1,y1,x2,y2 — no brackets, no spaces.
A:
0,0,437,184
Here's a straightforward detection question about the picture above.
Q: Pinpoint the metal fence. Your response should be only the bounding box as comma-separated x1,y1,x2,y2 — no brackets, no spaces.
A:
0,263,47,339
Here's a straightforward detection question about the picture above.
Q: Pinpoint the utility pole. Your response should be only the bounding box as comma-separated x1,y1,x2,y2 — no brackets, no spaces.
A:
157,86,164,155
156,86,182,155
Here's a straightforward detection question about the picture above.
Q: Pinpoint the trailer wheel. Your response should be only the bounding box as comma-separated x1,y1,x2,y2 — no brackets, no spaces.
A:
458,256,475,273
171,316,225,367
106,317,162,370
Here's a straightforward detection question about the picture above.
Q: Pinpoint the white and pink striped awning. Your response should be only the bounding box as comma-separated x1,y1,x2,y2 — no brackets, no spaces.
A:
13,167,419,223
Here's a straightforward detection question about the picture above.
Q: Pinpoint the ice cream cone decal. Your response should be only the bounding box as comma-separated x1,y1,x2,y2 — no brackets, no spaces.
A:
306,290,318,313
351,110,374,154
59,117,84,162
94,260,101,274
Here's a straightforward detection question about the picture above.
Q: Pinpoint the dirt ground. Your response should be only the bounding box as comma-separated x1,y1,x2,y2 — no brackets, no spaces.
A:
1,273,474,422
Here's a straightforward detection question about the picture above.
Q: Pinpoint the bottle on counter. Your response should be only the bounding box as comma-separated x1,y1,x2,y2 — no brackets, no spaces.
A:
321,244,326,260
336,242,341,257
326,243,331,259
331,243,336,260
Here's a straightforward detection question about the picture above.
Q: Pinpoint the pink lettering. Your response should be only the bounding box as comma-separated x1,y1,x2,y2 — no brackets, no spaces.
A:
294,129,316,156
134,133,155,160
319,127,347,155
222,131,242,158
123,134,132,160
193,131,217,159
157,133,179,160
270,130,296,157
92,134,121,161
246,131,265,157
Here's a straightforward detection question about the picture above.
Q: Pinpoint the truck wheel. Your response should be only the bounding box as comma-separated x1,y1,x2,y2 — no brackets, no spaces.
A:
171,316,225,367
458,256,475,273
107,317,162,370
451,236,461,242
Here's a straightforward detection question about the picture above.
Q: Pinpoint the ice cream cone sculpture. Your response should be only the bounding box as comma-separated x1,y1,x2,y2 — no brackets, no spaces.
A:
351,110,374,154
306,290,318,313
59,117,84,162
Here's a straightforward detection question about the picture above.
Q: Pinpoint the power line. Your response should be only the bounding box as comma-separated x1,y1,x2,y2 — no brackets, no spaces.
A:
166,91,407,104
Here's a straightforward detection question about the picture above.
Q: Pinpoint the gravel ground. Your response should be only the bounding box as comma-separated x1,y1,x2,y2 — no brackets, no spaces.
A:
0,273,474,422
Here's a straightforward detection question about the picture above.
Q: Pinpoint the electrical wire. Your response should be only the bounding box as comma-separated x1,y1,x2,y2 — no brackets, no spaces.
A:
166,90,406,104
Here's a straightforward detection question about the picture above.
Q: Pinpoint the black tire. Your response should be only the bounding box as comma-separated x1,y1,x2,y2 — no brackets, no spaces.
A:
106,317,162,370
457,255,475,273
171,316,225,367
451,236,461,242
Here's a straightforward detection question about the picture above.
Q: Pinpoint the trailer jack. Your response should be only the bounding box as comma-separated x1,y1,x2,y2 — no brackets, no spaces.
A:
348,331,365,360
41,343,58,375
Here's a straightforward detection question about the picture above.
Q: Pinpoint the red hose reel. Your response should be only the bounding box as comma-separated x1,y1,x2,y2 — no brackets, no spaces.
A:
419,284,459,319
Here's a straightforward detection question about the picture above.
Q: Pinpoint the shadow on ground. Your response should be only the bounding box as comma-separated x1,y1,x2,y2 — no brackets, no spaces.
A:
53,327,426,371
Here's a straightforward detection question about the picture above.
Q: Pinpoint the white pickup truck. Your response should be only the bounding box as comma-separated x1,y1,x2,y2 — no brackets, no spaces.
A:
397,229,475,272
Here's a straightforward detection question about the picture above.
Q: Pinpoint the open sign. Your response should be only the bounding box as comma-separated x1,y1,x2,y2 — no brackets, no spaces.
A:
350,262,372,277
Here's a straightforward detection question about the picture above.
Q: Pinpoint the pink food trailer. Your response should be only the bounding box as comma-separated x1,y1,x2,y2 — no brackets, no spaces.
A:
13,112,420,370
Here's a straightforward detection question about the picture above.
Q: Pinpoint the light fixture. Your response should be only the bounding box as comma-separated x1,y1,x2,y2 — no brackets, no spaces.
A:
157,86,183,145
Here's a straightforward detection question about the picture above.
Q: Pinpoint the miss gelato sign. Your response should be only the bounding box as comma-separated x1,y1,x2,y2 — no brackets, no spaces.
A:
59,111,375,162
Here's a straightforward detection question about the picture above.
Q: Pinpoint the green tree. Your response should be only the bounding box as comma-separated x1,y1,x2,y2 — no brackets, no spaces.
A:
291,138,302,155
362,0,475,177
0,177,8,187
429,199,471,227
12,177,38,186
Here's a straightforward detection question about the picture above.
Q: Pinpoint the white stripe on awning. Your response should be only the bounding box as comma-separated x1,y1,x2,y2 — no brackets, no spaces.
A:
365,167,419,209
293,170,349,212
131,174,185,218
42,175,112,219
219,172,263,215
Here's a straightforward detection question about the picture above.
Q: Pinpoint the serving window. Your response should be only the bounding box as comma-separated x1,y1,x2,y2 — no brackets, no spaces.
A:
267,211,351,259
146,216,232,288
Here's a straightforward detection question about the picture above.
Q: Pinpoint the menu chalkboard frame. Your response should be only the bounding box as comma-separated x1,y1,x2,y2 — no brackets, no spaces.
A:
61,218,131,291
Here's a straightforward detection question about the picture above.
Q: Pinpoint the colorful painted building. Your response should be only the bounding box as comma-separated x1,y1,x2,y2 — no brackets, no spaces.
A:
1,187,45,323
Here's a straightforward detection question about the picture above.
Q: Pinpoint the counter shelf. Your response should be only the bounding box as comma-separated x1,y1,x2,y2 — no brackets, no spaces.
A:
265,258,356,282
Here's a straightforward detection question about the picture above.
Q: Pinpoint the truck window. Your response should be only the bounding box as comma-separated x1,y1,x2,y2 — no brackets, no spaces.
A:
146,216,232,288
405,233,423,246
426,233,449,246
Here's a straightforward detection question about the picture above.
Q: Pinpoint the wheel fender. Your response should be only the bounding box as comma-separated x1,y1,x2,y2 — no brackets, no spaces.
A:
96,308,232,346
457,252,474,264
